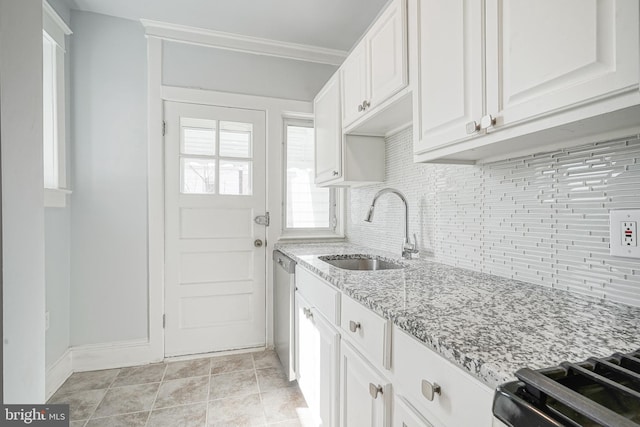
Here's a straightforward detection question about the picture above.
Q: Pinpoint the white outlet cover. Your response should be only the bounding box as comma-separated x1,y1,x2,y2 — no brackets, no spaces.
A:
610,209,640,259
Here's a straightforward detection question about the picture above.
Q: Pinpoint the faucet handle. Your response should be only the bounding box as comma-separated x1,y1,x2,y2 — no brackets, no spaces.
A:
402,235,420,259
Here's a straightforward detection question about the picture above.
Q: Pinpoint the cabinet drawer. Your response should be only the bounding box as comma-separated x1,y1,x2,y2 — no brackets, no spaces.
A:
393,395,434,427
392,327,494,427
340,295,390,369
295,267,340,324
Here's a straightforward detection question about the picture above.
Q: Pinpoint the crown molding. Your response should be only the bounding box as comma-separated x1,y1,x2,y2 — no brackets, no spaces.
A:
43,0,72,35
140,19,347,66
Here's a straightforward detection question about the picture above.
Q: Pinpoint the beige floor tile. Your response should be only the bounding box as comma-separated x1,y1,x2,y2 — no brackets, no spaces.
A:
85,411,148,427
54,369,120,395
70,421,87,427
210,354,254,375
148,402,207,427
207,393,265,426
253,351,283,371
261,387,309,424
210,370,259,400
93,383,159,418
154,375,209,409
111,363,167,387
164,358,211,381
48,388,106,421
256,367,296,393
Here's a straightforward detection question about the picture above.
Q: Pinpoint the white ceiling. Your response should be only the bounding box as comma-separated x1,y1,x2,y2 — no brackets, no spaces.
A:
64,0,390,51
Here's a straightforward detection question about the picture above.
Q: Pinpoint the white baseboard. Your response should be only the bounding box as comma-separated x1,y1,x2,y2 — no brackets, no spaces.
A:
46,349,73,400
71,339,162,372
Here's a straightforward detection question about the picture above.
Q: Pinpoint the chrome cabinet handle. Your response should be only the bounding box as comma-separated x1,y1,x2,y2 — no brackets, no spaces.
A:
303,307,313,319
332,171,339,176
480,114,497,130
349,320,361,333
369,383,383,399
362,100,370,110
254,239,263,247
358,104,364,112
421,379,441,401
466,120,480,135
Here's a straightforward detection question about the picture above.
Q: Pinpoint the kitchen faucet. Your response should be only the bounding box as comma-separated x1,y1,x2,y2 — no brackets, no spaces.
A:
364,188,419,259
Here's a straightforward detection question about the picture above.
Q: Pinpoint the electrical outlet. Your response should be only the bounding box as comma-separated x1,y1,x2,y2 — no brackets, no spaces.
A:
622,221,637,247
610,210,640,258
45,311,50,331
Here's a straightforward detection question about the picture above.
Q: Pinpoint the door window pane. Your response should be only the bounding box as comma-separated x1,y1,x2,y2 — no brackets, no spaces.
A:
182,158,216,194
286,125,331,228
219,160,252,195
219,121,252,158
183,127,216,155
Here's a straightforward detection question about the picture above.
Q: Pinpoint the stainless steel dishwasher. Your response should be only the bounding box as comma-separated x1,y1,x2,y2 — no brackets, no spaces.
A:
273,250,296,381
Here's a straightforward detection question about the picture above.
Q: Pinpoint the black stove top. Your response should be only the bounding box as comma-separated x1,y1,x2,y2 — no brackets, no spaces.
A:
493,349,640,427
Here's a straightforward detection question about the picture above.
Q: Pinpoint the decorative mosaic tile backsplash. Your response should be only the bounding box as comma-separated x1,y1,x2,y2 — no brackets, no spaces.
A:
346,128,640,307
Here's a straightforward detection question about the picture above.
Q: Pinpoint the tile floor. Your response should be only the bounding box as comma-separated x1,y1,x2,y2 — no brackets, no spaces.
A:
48,350,311,427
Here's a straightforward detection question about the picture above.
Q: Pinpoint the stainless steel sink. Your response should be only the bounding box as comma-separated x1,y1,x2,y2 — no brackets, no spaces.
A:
318,255,406,271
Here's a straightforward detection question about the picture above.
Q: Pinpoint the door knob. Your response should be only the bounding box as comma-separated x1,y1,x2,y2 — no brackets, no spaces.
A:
254,239,263,247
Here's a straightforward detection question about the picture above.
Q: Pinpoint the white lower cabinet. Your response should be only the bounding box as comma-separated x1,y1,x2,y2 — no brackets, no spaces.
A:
340,340,391,427
294,266,494,427
392,327,494,427
295,292,340,427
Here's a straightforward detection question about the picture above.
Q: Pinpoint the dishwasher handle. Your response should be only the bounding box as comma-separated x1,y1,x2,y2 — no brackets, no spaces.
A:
273,250,296,273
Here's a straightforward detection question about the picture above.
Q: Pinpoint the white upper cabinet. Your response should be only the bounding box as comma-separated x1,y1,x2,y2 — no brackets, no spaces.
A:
315,74,342,184
412,0,640,163
341,0,408,129
486,0,640,130
314,73,385,187
341,43,368,128
412,0,484,152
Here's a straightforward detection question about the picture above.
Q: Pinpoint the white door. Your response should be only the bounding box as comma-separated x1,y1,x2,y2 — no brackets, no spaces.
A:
367,0,407,109
164,101,267,357
412,0,484,154
314,74,343,185
485,0,640,129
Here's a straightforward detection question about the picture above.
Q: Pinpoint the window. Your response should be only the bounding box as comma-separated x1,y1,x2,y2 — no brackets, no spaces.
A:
282,118,342,237
43,1,72,207
180,118,254,196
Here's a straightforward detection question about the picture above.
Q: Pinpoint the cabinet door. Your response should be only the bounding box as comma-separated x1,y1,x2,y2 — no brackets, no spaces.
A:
412,0,484,154
314,307,340,427
340,42,368,127
314,74,342,184
393,396,434,427
367,0,407,109
340,341,391,427
295,293,340,427
485,0,640,129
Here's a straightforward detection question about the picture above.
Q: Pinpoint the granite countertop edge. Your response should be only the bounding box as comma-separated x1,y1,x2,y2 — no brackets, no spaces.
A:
274,242,640,390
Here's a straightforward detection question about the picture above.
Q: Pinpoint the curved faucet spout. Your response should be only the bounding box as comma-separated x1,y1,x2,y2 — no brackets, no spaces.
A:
363,188,418,259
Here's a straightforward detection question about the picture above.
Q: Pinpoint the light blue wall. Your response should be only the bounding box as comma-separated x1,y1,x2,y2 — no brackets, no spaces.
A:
163,41,337,101
44,0,73,369
70,10,148,345
1,0,46,403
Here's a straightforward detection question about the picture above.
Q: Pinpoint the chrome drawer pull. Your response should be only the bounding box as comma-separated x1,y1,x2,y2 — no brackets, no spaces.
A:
303,307,313,319
421,379,441,401
349,320,361,332
369,383,383,399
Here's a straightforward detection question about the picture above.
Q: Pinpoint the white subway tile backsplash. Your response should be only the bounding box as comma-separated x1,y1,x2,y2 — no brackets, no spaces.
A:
346,128,640,307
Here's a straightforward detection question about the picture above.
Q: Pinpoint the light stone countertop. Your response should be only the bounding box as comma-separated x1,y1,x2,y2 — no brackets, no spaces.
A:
274,242,640,389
